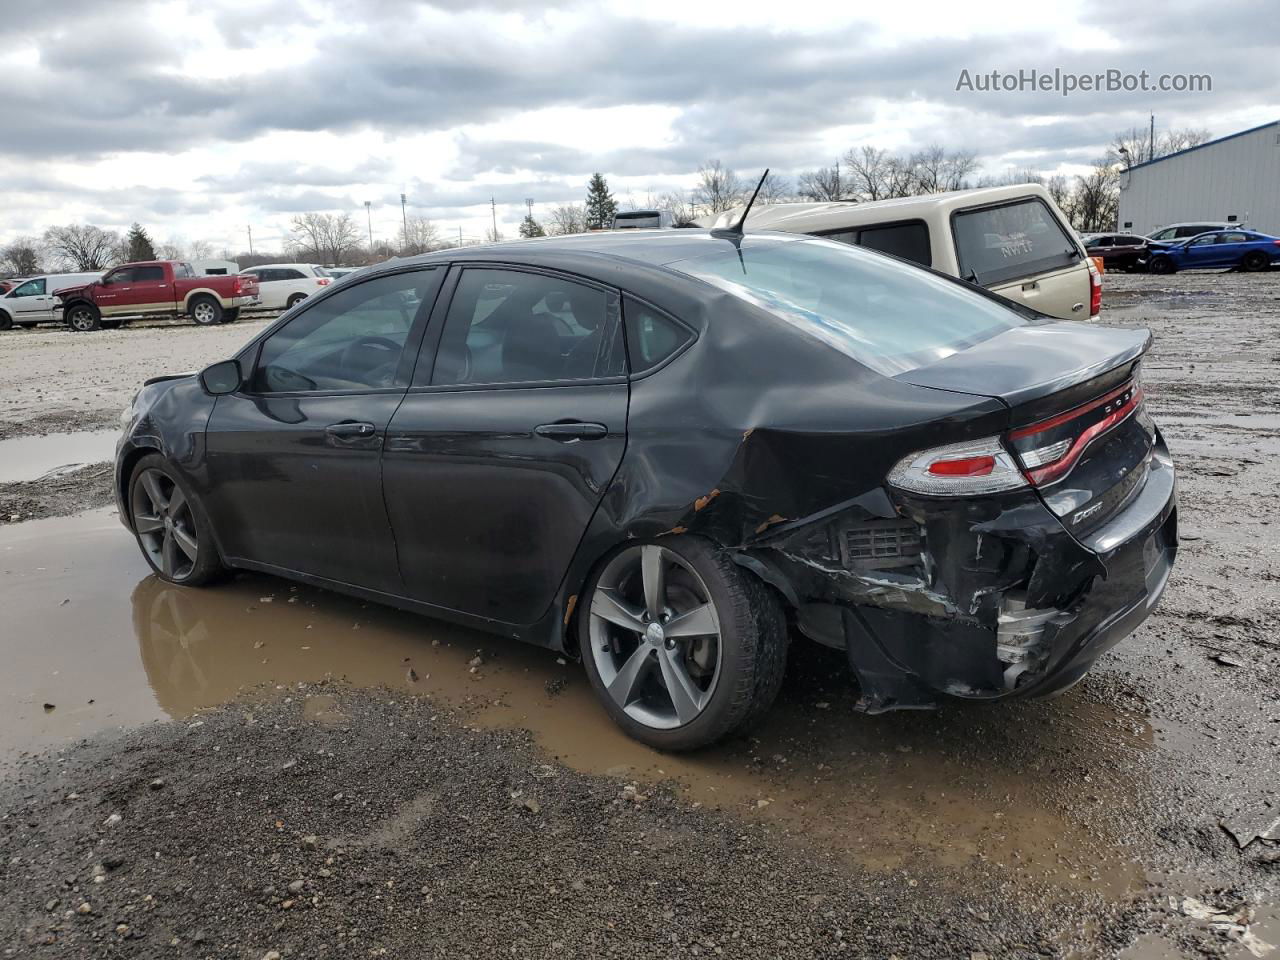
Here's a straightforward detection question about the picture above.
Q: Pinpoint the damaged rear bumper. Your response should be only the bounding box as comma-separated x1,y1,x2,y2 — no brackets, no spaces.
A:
739,433,1177,712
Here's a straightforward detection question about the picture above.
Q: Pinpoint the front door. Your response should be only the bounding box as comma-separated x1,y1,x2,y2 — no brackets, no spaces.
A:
382,265,629,626
204,266,444,594
1182,233,1226,267
4,278,56,323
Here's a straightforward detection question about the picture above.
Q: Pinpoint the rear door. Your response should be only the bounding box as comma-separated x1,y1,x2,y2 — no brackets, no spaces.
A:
203,266,444,593
953,197,1091,321
382,264,628,626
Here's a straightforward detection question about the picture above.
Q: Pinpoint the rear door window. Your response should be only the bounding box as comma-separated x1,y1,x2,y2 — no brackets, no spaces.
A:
428,268,620,386
623,298,693,374
953,198,1080,285
134,266,165,282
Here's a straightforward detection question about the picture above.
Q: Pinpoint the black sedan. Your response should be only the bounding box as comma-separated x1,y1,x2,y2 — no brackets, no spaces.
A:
115,231,1177,749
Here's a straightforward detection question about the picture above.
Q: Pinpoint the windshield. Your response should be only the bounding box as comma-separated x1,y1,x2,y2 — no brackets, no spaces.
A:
668,236,1027,376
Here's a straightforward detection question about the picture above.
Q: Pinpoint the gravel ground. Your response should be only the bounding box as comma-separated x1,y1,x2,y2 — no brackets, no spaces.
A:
1,270,1279,958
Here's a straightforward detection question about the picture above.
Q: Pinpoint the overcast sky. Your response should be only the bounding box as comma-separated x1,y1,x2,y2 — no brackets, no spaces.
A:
2,0,1275,254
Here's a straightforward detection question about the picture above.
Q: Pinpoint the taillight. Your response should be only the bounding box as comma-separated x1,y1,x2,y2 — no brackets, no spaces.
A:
1007,379,1142,486
1087,258,1102,318
887,437,1028,496
317,278,331,286
232,277,242,294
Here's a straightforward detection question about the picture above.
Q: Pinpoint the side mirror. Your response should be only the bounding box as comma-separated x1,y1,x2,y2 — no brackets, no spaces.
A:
200,359,242,395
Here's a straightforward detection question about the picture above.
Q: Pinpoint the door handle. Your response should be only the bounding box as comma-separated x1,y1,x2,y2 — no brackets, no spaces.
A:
326,421,376,438
534,421,608,442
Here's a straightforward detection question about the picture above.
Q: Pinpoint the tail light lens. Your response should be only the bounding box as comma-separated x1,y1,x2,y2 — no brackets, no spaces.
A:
317,278,331,286
232,277,242,294
887,437,1028,496
1087,258,1103,318
1007,377,1142,486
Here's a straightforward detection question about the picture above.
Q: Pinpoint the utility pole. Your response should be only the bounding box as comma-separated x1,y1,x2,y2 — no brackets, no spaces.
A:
490,197,498,241
525,198,534,218
458,225,463,247
247,224,254,257
364,200,373,252
400,193,408,253
1149,113,1156,163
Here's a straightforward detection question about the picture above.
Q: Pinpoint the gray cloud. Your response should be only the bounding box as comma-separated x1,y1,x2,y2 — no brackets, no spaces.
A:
0,0,1273,241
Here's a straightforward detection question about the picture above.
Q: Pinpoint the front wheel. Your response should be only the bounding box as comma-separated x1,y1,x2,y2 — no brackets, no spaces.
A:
189,296,223,325
66,303,101,331
579,536,787,750
1241,251,1269,272
286,293,307,309
128,454,224,586
1149,257,1176,275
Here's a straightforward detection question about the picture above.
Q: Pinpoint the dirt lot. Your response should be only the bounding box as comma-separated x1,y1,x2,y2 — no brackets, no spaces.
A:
1,273,1278,958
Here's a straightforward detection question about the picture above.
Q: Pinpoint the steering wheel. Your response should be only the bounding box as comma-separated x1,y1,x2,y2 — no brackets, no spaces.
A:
339,336,401,386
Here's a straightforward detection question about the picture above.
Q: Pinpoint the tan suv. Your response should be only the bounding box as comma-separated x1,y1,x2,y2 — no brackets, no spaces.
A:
700,184,1099,321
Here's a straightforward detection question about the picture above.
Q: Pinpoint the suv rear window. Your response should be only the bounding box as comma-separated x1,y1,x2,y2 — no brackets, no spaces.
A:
953,198,1080,285
670,236,1025,377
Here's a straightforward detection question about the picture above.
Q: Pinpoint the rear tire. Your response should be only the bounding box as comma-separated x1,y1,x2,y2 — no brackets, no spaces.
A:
128,454,225,587
286,293,307,309
0,310,11,331
1149,256,1175,275
1242,251,1268,272
189,296,223,326
579,535,788,750
66,303,101,331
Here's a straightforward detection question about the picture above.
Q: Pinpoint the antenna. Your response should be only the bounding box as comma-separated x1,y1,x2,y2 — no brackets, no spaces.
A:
711,168,770,240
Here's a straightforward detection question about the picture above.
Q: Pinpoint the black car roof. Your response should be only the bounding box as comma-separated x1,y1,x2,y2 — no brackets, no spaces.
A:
374,229,806,272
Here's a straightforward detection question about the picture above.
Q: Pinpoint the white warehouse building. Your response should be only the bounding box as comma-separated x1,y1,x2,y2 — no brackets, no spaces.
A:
1117,120,1280,236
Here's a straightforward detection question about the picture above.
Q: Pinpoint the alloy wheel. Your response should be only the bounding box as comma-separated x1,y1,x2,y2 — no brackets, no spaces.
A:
192,302,217,324
68,308,96,331
131,468,199,580
588,544,722,730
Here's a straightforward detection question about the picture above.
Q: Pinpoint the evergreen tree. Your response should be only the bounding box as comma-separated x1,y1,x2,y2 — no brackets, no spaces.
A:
584,173,618,230
518,214,545,238
125,223,156,262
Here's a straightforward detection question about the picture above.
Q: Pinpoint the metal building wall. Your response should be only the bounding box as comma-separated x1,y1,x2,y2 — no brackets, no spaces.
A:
1117,122,1280,235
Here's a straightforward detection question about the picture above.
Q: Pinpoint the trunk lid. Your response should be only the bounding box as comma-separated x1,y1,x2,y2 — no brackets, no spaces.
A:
898,321,1155,538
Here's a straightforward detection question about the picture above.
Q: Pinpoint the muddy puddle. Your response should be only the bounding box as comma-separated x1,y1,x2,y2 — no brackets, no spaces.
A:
1,507,1164,897
0,429,118,483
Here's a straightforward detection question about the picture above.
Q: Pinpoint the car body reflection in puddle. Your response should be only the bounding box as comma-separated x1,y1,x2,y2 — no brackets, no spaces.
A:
3,507,1155,898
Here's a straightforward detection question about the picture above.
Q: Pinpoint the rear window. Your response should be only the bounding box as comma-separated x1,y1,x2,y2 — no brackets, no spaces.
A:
623,297,692,373
670,236,1025,376
953,198,1080,285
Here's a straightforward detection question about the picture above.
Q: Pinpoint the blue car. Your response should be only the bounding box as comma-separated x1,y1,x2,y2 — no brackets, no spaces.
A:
1143,229,1280,274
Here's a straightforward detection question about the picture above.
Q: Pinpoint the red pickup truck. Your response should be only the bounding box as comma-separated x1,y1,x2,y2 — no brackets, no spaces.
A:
56,261,259,332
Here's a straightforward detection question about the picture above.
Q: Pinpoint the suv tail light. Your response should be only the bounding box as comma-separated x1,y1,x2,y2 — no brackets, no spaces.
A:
887,437,1028,496
1087,258,1102,318
1006,378,1142,487
317,278,331,286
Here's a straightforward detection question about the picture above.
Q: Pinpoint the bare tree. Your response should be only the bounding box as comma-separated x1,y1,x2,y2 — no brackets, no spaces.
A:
1071,160,1120,233
1109,125,1211,166
843,146,913,202
288,212,360,266
400,215,441,255
910,145,977,193
42,224,121,271
655,191,696,226
753,170,791,204
692,159,744,214
484,225,504,243
546,203,587,236
797,165,845,201
2,238,41,276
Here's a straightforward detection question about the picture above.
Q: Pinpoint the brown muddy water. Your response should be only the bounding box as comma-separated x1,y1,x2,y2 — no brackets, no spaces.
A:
0,430,118,483
0,507,1165,900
